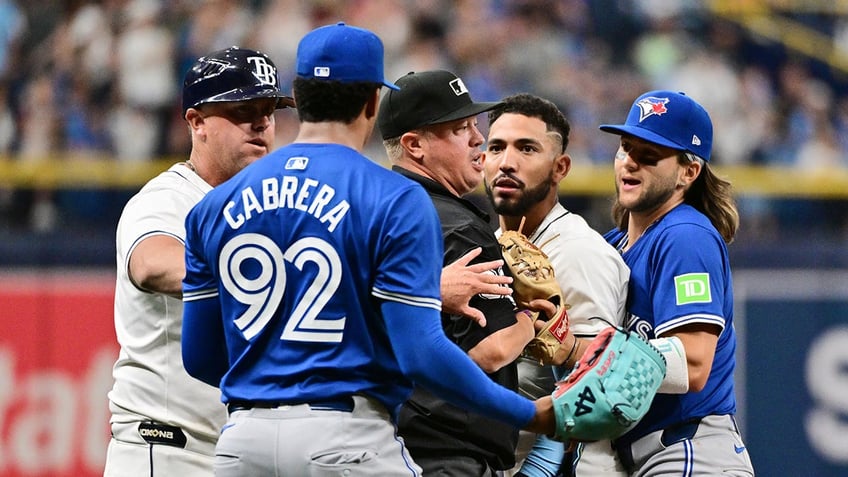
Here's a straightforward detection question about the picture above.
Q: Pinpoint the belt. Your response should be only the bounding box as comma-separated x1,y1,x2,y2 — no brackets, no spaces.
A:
227,396,355,414
614,417,702,472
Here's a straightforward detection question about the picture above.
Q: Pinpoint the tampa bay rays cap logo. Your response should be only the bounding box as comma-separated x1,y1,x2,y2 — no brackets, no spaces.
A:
635,96,669,122
247,56,277,86
449,78,469,96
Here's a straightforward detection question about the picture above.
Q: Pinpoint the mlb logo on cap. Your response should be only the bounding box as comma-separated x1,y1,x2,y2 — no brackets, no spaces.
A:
449,78,469,96
599,90,713,161
296,22,399,90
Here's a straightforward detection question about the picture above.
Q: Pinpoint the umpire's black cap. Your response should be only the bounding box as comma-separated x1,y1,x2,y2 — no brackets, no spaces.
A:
182,46,295,114
378,70,501,140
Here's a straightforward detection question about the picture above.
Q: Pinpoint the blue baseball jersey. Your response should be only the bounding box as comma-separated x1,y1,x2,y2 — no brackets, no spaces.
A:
604,204,737,441
183,143,444,413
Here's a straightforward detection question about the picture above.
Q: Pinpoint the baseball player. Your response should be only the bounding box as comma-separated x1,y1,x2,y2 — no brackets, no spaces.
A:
600,90,754,475
180,23,556,477
484,93,630,476
104,47,294,477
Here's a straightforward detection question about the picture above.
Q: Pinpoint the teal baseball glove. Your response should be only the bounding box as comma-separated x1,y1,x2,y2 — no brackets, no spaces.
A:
550,326,666,442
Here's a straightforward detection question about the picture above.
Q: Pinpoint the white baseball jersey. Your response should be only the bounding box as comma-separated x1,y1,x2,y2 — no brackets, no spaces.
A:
523,202,629,334
502,202,630,476
108,163,226,444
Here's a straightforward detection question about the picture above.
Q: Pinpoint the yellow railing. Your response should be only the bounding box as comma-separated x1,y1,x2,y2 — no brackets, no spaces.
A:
1,157,846,199
559,164,848,198
0,156,176,189
708,0,848,74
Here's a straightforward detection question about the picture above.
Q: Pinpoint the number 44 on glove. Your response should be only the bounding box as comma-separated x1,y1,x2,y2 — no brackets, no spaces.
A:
550,326,667,443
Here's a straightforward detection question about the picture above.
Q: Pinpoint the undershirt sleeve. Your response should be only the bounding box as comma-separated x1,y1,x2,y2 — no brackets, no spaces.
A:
381,300,535,428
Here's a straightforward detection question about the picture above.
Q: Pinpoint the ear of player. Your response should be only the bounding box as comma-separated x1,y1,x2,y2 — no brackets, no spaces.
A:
549,327,667,443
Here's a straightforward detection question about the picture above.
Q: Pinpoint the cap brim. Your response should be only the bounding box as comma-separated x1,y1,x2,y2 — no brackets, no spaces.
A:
206,87,295,109
429,101,502,126
383,80,400,91
599,124,685,151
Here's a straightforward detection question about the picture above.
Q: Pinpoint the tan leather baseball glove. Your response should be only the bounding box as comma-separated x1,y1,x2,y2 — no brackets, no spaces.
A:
498,223,570,365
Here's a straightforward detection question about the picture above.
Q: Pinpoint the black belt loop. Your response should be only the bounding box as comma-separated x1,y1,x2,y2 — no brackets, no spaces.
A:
660,418,702,447
613,439,635,474
613,417,703,472
227,396,355,414
308,397,355,412
729,414,740,434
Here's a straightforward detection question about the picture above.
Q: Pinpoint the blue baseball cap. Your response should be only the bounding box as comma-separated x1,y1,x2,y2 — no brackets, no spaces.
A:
296,22,399,90
599,90,713,161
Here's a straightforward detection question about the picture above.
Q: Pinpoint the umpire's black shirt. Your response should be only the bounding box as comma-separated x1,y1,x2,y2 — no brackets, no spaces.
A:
393,166,520,471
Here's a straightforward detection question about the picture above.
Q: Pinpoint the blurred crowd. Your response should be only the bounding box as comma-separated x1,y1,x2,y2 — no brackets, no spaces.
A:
0,0,847,237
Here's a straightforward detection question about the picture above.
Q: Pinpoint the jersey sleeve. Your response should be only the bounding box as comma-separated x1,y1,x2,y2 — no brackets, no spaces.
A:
370,185,443,311
650,223,728,336
118,182,196,256
182,201,219,302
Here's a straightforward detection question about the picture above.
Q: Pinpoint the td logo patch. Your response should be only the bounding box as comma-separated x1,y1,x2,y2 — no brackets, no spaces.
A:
674,273,711,305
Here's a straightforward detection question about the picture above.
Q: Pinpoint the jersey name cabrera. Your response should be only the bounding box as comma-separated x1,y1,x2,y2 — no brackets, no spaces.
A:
222,173,350,232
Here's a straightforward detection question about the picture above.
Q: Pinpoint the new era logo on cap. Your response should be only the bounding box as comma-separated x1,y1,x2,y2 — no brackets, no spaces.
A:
313,66,330,78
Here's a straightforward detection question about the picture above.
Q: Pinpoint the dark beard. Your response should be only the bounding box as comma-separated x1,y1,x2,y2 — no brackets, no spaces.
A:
486,173,553,217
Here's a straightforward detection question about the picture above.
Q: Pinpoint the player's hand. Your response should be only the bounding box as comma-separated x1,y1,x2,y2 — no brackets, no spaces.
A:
524,395,555,435
441,247,512,327
526,298,558,328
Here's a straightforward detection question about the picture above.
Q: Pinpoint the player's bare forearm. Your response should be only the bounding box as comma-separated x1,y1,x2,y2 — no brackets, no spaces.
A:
128,235,186,297
551,333,585,368
667,324,720,392
441,247,513,326
467,310,535,372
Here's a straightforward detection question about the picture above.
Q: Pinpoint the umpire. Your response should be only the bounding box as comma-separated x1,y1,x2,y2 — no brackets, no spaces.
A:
379,70,537,476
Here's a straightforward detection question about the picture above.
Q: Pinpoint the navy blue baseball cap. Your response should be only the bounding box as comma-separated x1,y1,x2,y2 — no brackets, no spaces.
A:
599,90,713,161
182,46,294,114
296,22,399,91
